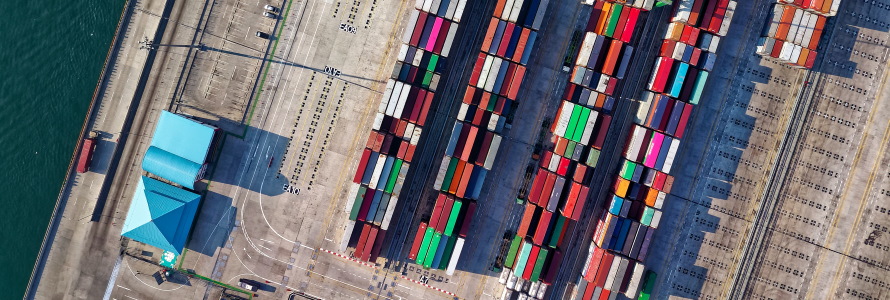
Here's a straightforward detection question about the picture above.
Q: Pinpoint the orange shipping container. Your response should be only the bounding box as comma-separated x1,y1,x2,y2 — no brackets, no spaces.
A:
602,40,624,76
449,160,466,194
596,3,613,35
457,162,474,197
494,0,507,19
809,15,826,50
776,6,795,41
482,18,499,54
517,203,536,238
614,177,630,198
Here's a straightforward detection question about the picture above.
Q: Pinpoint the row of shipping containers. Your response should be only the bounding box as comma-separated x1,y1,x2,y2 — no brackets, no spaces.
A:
499,1,651,296
755,3,831,69
341,2,468,262
407,193,476,273
572,1,738,299
409,0,551,275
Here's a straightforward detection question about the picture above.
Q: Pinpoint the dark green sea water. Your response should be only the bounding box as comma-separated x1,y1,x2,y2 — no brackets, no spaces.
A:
0,0,125,297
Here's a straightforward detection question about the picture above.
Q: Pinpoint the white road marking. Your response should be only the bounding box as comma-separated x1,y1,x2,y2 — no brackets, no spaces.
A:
116,285,131,291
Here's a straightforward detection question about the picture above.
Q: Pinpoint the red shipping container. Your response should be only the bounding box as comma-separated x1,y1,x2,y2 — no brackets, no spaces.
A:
540,172,558,209
606,77,618,95
410,12,428,47
651,57,674,93
476,132,494,166
418,91,434,126
517,203,536,237
354,223,371,258
507,66,526,100
397,140,408,159
689,0,705,26
358,189,376,221
690,47,702,66
457,162,474,198
593,252,614,288
513,29,531,62
433,21,450,54
361,227,378,261
584,246,604,282
500,63,517,95
369,229,386,262
675,103,693,138
429,194,446,230
612,6,631,40
574,164,588,183
461,125,479,161
522,245,540,280
805,50,817,69
653,171,667,191
660,40,676,57
498,23,515,57
557,157,571,176
562,182,582,217
586,1,605,32
771,40,784,59
449,160,465,194
354,149,372,183
598,289,611,300
700,0,718,30
571,186,589,221
408,222,428,260
540,151,552,169
459,202,477,237
469,53,486,86
533,211,553,245
437,197,454,232
583,281,597,299
405,144,416,162
529,169,547,204
621,8,640,43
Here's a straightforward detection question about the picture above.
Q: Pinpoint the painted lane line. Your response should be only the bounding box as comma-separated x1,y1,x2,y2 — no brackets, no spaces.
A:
116,285,131,291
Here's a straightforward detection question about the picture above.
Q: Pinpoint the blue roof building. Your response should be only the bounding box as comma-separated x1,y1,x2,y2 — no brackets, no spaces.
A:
121,176,202,255
142,111,216,189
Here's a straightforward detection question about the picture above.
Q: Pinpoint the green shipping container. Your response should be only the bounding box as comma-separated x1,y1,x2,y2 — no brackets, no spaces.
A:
422,71,433,88
513,241,532,277
621,161,636,180
605,5,623,37
530,248,549,282
586,149,601,167
639,271,657,300
416,227,435,265
424,232,443,268
689,70,709,105
385,159,403,193
567,104,583,140
444,201,463,236
504,235,522,269
439,235,458,270
548,215,566,248
428,55,439,72
572,107,590,142
641,206,655,226
441,157,458,192
564,141,576,158
349,186,367,221
487,94,498,111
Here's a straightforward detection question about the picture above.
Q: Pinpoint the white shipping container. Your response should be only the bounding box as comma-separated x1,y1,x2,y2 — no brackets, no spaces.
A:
457,102,469,121
789,44,802,65
501,0,517,22
403,123,416,141
394,83,411,118
379,80,396,114
650,210,662,228
672,42,686,61
453,0,467,22
708,35,721,53
548,151,560,172
554,101,573,137
368,154,387,188
655,191,666,209
430,0,441,14
393,162,410,196
423,0,434,13
386,82,403,116
779,41,795,61
793,10,811,45
531,0,549,30
576,32,596,68
381,196,398,230
662,137,680,173
442,23,459,57
672,0,694,24
788,9,803,44
445,238,464,275
445,0,458,20
415,0,424,10
626,125,646,161
403,10,420,43
536,284,547,299
623,263,646,297
398,44,410,62
413,48,424,66
509,0,525,23
611,259,629,292
433,156,450,190
603,256,622,290
339,220,356,252
372,112,384,131
411,127,422,145
478,55,494,88
829,0,840,17
596,74,610,93
580,110,599,145
484,135,502,169
802,14,817,48
344,183,360,214
499,268,512,284
488,114,500,131
485,57,504,92
636,92,654,124
718,1,737,37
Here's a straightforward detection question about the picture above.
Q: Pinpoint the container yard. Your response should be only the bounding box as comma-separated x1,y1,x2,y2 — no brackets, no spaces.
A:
755,2,826,68
342,0,469,262
408,0,551,277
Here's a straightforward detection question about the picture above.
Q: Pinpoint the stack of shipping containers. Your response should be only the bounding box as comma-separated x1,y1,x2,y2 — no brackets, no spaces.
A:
409,0,550,277
343,0,467,262
495,1,652,298
573,0,738,299
755,0,839,69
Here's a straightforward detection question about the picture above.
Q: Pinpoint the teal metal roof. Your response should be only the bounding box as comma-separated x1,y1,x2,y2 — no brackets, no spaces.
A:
150,111,216,163
142,146,203,189
121,176,202,255
142,111,216,189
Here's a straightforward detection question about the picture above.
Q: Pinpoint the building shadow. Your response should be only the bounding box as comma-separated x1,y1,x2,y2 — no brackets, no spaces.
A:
186,190,236,256
192,125,291,197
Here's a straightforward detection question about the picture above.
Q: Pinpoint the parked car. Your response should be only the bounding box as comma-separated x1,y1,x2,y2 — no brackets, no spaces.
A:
256,31,270,39
264,4,279,13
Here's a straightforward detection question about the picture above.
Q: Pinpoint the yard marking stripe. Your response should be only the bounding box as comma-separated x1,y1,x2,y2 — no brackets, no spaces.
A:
319,248,378,269
399,275,458,297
